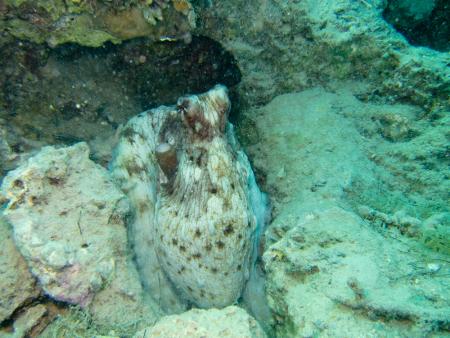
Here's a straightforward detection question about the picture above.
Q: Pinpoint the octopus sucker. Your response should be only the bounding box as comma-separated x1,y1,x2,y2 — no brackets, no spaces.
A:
111,85,268,310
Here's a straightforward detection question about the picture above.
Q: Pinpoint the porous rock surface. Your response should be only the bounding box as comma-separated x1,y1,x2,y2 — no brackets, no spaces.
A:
134,306,266,338
265,205,450,337
0,142,159,332
198,0,449,108
0,216,40,323
244,87,450,337
0,142,127,306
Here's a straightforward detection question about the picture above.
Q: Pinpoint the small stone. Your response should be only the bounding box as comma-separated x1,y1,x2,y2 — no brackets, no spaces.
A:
138,55,147,64
426,263,440,273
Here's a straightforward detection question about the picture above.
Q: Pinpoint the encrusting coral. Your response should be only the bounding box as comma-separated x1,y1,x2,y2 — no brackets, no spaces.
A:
111,85,268,309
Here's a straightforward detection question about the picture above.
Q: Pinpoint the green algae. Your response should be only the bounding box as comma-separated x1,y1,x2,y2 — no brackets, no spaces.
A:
2,0,195,47
46,15,121,47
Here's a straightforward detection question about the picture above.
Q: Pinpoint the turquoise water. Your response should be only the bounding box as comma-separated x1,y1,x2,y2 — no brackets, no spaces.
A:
0,1,449,337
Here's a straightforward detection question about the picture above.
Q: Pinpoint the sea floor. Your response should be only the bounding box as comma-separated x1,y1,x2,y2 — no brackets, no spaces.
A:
0,1,449,337
239,83,449,337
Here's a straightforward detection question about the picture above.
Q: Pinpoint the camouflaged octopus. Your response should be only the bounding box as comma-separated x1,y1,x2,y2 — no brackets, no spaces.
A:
111,85,266,310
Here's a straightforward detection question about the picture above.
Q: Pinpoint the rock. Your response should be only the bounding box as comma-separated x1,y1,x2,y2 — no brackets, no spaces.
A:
2,0,195,47
134,306,266,338
264,206,450,337
197,0,449,108
0,217,40,323
243,87,450,336
244,87,372,211
244,85,449,239
12,304,47,338
1,142,128,306
87,255,160,335
1,142,160,334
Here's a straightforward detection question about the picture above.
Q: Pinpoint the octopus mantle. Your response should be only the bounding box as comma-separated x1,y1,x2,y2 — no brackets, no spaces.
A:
111,85,264,309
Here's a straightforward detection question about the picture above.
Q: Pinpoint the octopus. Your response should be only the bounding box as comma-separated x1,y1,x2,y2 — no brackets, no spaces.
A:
111,85,267,310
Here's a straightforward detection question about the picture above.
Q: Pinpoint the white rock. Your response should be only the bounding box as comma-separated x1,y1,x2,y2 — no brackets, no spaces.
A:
1,142,127,307
134,306,266,338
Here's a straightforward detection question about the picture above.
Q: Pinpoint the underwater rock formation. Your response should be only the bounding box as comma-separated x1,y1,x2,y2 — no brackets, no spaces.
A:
1,0,195,47
111,85,267,309
0,36,241,176
0,143,128,306
265,205,450,337
134,306,266,338
0,143,160,334
197,0,449,109
0,217,40,324
383,0,450,51
243,87,450,337
0,142,160,334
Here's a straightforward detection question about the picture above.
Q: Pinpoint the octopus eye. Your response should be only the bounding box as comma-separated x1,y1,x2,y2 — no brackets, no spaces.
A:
177,98,190,115
177,97,202,119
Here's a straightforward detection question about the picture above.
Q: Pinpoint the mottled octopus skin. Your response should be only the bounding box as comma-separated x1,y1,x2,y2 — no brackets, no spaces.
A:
111,85,257,309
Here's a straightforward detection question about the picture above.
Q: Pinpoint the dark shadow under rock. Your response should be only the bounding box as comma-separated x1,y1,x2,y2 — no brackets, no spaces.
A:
0,35,241,174
383,0,450,52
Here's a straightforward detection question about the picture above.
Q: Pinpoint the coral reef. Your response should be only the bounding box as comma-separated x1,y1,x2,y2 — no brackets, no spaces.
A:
1,0,195,47
134,306,266,338
111,85,268,309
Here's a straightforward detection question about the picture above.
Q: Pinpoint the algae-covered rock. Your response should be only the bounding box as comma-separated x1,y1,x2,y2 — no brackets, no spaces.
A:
244,85,449,240
2,0,195,47
0,216,40,323
197,0,449,108
134,306,266,338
